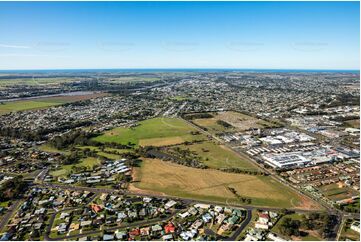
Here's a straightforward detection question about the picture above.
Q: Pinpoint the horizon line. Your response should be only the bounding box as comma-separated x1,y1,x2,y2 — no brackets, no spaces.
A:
0,68,359,71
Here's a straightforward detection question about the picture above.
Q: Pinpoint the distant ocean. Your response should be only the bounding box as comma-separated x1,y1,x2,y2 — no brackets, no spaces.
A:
0,68,359,74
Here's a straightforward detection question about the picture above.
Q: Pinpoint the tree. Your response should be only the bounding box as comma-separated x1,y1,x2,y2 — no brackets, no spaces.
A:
0,176,28,201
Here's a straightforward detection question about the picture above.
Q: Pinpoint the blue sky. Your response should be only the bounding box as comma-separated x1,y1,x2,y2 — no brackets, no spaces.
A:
0,1,359,70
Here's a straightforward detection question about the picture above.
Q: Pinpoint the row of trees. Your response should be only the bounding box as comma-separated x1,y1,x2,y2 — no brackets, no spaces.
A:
184,113,214,120
219,167,267,176
227,187,252,204
50,130,101,149
0,120,93,141
216,120,233,128
138,146,207,169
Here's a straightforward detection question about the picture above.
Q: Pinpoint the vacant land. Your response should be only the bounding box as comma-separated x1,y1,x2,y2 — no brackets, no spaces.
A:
193,117,232,133
174,141,258,171
345,119,360,128
272,213,323,241
131,158,318,209
139,136,185,147
38,144,70,155
94,117,206,146
319,183,359,202
193,111,275,134
50,157,101,178
77,145,132,160
0,77,83,87
106,76,159,83
0,93,107,115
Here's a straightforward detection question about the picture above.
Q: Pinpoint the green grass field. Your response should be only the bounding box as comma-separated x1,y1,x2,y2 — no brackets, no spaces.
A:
0,201,10,208
93,117,206,146
38,144,70,155
77,145,132,160
175,141,258,171
106,76,159,83
50,157,101,177
0,99,66,114
0,77,82,87
0,93,106,115
132,158,319,209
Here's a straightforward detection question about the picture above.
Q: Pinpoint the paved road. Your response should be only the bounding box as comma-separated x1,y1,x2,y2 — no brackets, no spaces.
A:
35,168,49,182
44,191,108,240
336,216,345,241
44,207,80,240
0,199,22,232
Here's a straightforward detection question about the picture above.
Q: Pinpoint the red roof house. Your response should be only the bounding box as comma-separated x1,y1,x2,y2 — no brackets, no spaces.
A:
91,204,103,213
164,222,176,234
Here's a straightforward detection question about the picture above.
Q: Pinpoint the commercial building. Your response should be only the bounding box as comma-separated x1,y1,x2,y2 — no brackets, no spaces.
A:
261,152,311,169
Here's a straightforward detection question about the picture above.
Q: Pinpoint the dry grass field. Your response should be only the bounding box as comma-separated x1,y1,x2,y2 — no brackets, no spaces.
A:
345,119,360,128
139,136,185,147
193,111,275,134
175,141,258,171
131,158,320,209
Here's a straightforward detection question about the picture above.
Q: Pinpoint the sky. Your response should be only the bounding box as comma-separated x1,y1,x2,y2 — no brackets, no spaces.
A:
0,1,359,70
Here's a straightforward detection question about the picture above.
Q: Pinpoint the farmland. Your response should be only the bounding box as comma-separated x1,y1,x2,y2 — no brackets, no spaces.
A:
0,92,107,115
0,77,83,87
93,117,206,146
131,158,319,209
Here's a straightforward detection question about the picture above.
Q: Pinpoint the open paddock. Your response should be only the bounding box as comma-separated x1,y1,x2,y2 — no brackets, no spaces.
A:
131,158,320,209
0,92,107,115
93,117,206,146
174,141,258,171
193,111,276,134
